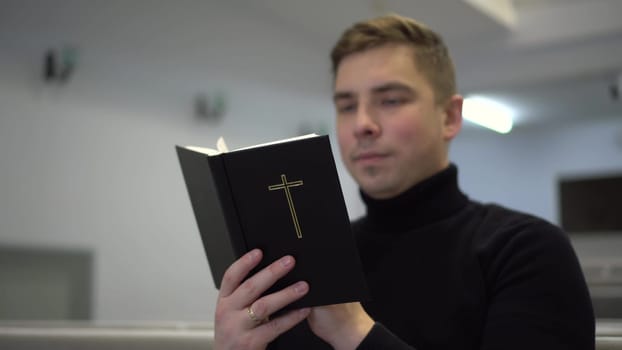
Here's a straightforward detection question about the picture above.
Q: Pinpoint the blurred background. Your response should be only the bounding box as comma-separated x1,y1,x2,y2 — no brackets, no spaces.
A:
1,0,621,326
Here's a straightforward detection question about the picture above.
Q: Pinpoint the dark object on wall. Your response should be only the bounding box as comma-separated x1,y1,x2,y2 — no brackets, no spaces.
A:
610,84,620,101
194,91,226,121
44,50,57,81
43,47,78,83
560,173,622,232
609,72,622,101
0,246,93,320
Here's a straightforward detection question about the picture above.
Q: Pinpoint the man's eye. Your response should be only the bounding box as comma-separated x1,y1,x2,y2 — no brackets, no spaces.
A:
381,97,404,106
337,104,356,113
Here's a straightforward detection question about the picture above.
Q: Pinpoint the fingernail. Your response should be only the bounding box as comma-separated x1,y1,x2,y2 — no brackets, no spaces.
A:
247,249,260,262
280,256,293,267
299,307,310,316
293,281,308,294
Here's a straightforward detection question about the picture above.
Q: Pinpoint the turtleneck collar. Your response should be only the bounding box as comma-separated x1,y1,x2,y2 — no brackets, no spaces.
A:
360,164,469,233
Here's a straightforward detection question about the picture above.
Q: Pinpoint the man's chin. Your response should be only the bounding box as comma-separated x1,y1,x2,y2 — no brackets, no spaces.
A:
359,180,400,200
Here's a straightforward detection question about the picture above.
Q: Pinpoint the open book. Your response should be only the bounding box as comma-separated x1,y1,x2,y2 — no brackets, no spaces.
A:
176,134,369,310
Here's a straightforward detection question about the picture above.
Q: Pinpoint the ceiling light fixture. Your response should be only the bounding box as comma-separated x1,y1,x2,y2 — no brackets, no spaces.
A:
462,96,514,134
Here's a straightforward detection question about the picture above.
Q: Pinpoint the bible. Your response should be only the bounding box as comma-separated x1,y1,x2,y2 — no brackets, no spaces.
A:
176,134,369,309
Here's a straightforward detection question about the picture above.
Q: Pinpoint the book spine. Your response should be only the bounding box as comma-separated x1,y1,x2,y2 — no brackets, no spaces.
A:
208,156,248,257
176,146,246,289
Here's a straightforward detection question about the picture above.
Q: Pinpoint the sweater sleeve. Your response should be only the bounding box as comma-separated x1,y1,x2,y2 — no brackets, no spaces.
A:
478,220,595,350
357,323,415,350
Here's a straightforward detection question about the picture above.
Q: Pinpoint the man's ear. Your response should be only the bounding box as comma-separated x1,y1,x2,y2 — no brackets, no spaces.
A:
442,94,463,141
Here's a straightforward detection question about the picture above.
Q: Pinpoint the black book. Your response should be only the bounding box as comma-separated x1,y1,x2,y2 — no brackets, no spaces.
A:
176,134,369,310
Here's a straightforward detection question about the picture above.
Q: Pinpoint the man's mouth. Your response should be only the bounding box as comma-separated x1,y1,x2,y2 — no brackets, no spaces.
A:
353,152,389,163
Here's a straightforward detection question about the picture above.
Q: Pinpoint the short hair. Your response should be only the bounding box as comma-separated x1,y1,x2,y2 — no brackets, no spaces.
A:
331,14,457,104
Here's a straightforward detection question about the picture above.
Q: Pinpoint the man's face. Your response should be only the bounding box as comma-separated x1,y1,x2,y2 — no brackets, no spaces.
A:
334,44,461,199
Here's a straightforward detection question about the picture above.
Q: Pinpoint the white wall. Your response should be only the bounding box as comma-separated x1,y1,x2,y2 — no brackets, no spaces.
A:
0,0,365,322
453,119,622,225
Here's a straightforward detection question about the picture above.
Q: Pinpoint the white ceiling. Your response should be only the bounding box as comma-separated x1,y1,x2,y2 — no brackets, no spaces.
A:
248,0,622,128
1,0,620,130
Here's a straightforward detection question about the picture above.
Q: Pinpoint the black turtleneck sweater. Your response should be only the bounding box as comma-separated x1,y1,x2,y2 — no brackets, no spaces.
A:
270,165,594,349
355,164,595,349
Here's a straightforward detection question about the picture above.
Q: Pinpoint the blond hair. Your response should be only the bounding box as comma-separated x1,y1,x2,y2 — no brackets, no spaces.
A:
331,14,456,104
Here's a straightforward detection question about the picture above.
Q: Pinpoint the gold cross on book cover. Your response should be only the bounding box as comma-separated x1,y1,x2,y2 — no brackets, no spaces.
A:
268,174,304,239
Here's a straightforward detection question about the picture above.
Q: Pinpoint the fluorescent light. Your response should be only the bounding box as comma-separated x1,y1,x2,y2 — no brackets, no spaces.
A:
462,96,514,134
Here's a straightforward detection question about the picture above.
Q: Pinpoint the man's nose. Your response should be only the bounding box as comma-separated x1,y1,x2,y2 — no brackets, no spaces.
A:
354,105,381,138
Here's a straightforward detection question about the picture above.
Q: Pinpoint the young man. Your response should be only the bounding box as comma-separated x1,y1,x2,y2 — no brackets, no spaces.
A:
213,14,595,349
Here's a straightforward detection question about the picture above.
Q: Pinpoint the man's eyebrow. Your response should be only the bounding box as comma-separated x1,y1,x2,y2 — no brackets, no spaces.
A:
333,91,355,102
371,82,413,94
333,82,413,102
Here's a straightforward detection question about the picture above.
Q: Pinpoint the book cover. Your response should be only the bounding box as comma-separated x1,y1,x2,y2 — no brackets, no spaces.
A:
176,134,369,310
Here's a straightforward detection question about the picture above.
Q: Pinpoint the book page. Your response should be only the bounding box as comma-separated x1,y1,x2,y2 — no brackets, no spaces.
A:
185,137,228,156
216,137,229,153
235,133,318,152
184,134,317,156
185,146,220,156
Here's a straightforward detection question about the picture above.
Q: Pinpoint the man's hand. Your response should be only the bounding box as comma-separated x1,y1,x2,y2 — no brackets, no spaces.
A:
214,249,311,350
308,302,375,350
